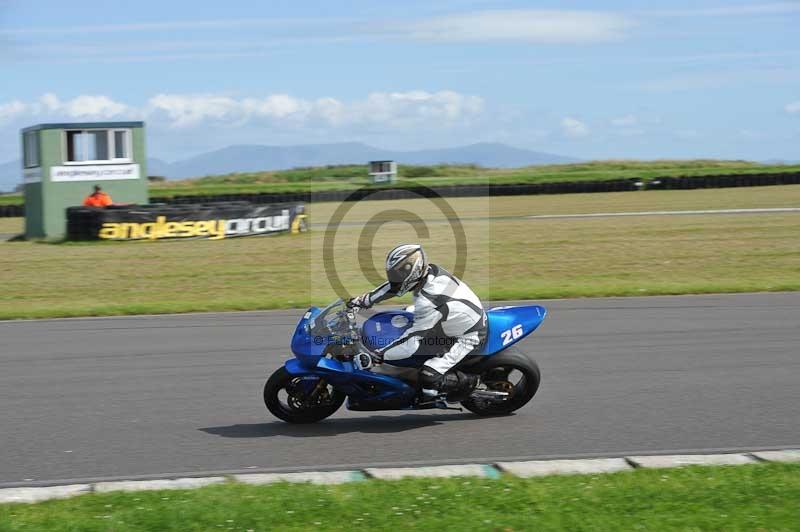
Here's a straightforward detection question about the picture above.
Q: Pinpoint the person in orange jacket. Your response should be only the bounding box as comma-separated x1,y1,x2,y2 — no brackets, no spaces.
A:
83,185,113,208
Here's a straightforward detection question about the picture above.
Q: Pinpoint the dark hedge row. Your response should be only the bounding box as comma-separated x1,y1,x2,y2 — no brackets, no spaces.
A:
160,172,800,205
2,171,799,217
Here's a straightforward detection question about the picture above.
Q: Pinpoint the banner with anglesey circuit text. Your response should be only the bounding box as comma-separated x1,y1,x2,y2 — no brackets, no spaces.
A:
66,202,307,241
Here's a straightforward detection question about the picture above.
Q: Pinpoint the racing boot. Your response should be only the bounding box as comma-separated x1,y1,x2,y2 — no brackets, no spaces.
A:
419,366,478,403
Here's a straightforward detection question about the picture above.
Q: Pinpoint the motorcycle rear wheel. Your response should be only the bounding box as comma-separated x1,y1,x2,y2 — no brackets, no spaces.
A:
264,367,345,423
461,349,540,416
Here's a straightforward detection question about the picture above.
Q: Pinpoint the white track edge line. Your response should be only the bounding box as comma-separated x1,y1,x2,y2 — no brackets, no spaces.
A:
523,207,800,220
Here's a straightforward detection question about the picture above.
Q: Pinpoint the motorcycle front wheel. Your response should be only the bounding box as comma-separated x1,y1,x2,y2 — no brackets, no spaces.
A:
461,349,541,416
264,367,345,423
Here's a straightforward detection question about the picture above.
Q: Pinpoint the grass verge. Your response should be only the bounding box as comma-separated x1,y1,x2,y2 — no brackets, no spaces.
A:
0,195,23,206
0,217,22,234
1,463,798,531
1,186,799,320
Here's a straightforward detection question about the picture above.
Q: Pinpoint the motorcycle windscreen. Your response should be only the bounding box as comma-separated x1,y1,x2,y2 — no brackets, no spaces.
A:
482,305,547,355
290,306,327,365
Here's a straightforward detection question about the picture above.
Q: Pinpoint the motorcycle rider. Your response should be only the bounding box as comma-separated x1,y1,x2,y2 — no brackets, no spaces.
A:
348,244,487,400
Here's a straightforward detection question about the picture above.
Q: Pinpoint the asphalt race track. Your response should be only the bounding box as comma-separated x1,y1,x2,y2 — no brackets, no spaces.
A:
1,292,799,487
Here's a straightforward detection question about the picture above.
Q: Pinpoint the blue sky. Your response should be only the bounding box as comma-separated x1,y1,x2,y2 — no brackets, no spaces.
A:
1,0,798,163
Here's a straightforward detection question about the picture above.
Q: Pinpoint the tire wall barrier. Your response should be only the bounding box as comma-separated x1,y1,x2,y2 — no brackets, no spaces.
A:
646,172,800,190
154,171,800,205
0,204,24,217
66,202,307,241
3,171,800,217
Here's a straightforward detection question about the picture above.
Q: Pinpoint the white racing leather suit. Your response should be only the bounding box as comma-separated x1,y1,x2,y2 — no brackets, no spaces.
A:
356,264,487,375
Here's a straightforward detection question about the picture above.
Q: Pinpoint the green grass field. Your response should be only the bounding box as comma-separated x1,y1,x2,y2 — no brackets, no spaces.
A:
1,185,799,319
1,160,799,204
148,159,800,198
1,463,798,531
0,195,23,206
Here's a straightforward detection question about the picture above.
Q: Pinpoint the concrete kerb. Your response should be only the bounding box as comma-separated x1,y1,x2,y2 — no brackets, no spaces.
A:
365,464,499,480
233,471,366,485
497,458,632,477
94,476,227,493
1,449,798,504
0,484,91,504
626,453,755,469
749,449,800,463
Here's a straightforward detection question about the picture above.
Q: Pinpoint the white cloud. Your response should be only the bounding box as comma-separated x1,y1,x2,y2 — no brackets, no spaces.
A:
147,92,319,127
0,100,27,123
0,90,486,163
146,90,484,129
63,95,129,118
37,93,129,118
148,94,241,127
786,101,800,113
1,90,484,130
0,93,129,122
561,117,590,138
39,93,61,112
242,94,313,120
611,114,638,127
351,90,484,126
3,9,634,47
401,10,633,44
314,97,346,125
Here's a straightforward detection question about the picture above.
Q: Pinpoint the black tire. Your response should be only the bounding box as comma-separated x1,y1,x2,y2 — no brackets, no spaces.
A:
263,367,345,423
460,348,541,416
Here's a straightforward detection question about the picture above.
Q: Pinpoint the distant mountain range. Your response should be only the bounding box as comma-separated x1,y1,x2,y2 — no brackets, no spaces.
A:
146,142,578,179
0,142,577,191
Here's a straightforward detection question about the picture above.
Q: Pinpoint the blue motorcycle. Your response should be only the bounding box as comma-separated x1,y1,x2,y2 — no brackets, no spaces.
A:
264,299,547,423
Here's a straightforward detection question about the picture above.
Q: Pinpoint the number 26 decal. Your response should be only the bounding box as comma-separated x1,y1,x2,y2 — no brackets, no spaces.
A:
500,324,523,345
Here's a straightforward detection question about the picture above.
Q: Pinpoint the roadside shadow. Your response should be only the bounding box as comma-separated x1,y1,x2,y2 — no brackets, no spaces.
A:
199,412,483,439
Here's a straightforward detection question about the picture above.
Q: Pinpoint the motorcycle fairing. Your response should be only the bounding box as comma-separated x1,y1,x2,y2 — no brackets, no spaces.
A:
360,310,414,351
360,310,433,368
360,305,547,358
284,357,416,410
482,305,547,355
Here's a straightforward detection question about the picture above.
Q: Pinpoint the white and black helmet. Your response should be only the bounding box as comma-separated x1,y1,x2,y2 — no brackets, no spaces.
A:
385,244,428,296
